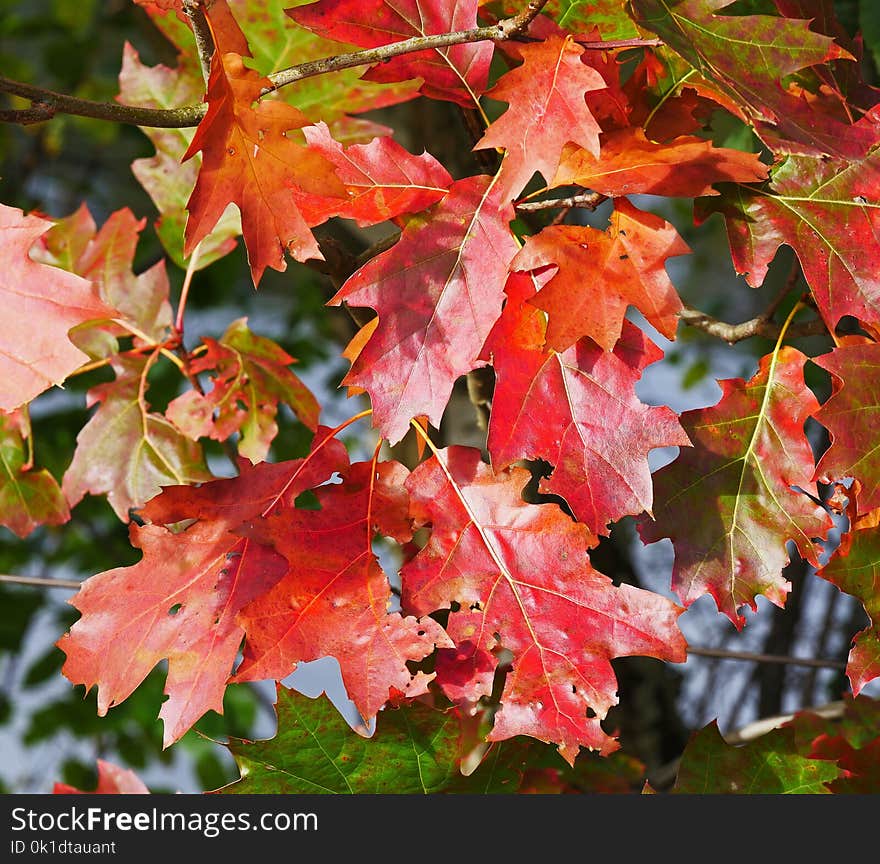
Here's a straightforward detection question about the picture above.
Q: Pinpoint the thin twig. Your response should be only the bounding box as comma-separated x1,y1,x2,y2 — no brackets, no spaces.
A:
687,645,847,671
678,303,826,344
516,190,608,212
0,75,206,127
0,104,55,124
575,37,663,51
175,242,203,336
0,574,82,590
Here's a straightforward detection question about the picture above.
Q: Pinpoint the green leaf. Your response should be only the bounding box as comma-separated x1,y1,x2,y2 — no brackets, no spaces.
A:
699,150,880,330
221,688,462,794
0,410,69,539
546,0,642,39
673,721,842,793
639,347,833,627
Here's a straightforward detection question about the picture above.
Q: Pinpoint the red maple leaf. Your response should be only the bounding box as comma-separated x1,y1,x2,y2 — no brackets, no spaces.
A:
34,204,173,352
474,34,605,201
330,174,517,444
639,348,834,627
553,127,769,198
183,0,345,285
630,0,856,157
481,274,690,535
289,0,493,107
511,198,690,352
0,204,118,412
234,457,451,721
298,121,452,226
59,430,350,745
401,446,687,763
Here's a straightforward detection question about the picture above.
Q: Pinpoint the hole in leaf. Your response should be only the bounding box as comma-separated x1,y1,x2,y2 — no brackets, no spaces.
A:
168,603,183,616
586,707,597,719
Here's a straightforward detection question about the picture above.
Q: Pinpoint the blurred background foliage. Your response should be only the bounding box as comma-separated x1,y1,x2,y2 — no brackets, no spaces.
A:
1,0,879,793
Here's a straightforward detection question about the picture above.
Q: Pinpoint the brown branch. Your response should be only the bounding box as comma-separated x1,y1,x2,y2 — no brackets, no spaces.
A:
0,0,551,129
687,645,847,671
0,573,82,591
575,37,663,51
678,303,827,344
182,0,215,85
516,190,608,212
0,103,55,124
0,75,206,127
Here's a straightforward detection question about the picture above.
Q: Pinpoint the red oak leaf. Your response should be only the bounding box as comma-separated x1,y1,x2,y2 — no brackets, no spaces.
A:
54,759,150,794
553,127,769,198
699,146,880,331
818,524,880,697
139,426,350,526
474,34,605,201
297,121,452,226
234,458,451,720
639,348,834,627
289,0,493,107
330,174,518,444
183,1,345,286
166,318,320,463
401,446,687,763
811,343,880,515
0,204,118,412
59,432,350,746
481,274,689,535
59,521,288,747
511,198,690,352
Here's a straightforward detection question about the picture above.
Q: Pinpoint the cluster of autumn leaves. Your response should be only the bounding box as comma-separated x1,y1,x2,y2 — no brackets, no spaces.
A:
3,0,880,781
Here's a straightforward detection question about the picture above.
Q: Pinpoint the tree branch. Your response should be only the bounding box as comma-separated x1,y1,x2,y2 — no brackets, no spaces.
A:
0,75,206,127
0,0,553,129
516,190,608,212
182,0,215,85
687,645,846,671
678,303,827,344
0,573,82,591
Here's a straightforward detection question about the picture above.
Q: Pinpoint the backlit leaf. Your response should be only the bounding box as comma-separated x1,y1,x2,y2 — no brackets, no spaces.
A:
0,205,118,412
331,174,517,444
402,446,687,763
62,353,212,521
639,347,833,627
482,274,689,534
